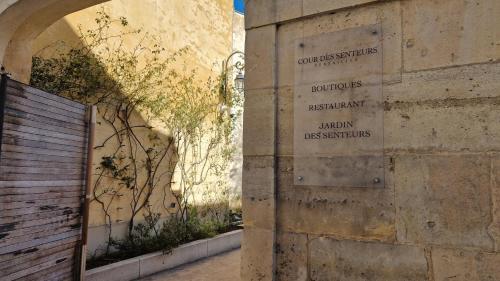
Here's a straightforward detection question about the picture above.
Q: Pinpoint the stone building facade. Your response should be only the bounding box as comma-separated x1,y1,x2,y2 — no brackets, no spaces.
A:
242,0,500,280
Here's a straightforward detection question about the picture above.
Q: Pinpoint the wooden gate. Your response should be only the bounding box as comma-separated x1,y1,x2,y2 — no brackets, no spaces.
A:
0,75,94,281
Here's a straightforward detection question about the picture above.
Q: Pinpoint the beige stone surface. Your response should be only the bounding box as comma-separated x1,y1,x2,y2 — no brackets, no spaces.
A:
245,25,276,90
242,0,500,280
277,87,293,156
245,0,275,29
86,257,140,281
0,0,22,14
139,240,208,277
0,0,108,82
245,0,302,28
33,0,233,81
490,156,500,251
241,227,274,281
432,247,500,281
245,0,383,28
243,89,275,156
139,249,241,281
277,1,402,89
275,0,302,23
242,156,275,230
277,156,396,242
242,194,275,230
385,102,500,153
395,155,493,250
309,237,428,281
276,231,308,281
402,0,500,71
302,0,380,17
86,112,178,228
385,62,500,103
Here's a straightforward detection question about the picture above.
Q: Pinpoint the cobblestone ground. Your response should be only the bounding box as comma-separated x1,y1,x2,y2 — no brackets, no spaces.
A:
138,249,241,281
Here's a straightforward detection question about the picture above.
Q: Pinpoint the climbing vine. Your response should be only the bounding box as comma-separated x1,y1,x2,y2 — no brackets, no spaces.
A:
31,10,241,256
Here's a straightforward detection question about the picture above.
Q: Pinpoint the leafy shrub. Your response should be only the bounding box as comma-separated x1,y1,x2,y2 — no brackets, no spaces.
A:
86,208,242,269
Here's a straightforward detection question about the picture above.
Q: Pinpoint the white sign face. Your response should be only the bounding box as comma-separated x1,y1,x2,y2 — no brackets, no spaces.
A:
293,24,384,187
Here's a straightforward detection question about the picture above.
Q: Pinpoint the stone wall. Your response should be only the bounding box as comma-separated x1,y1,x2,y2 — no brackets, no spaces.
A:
33,0,233,81
0,0,108,82
242,0,500,280
30,0,235,255
229,11,245,209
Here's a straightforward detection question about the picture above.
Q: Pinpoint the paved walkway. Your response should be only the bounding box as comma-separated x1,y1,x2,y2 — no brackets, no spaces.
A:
138,249,241,281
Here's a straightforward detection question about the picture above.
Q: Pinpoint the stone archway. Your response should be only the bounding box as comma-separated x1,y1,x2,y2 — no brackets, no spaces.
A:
0,0,109,83
0,1,247,280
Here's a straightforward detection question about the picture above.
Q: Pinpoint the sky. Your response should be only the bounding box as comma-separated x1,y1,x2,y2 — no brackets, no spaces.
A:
234,0,244,14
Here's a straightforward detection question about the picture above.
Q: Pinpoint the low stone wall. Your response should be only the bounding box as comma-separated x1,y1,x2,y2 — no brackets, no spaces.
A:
86,229,242,281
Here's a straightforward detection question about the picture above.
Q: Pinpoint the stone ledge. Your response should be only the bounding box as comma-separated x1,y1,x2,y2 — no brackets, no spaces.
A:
85,229,242,281
85,257,140,281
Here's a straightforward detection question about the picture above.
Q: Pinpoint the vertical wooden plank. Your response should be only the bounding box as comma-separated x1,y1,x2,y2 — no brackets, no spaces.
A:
0,74,8,160
78,105,96,281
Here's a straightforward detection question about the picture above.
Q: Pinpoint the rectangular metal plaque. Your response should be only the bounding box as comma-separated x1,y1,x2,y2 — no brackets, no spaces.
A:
293,24,384,187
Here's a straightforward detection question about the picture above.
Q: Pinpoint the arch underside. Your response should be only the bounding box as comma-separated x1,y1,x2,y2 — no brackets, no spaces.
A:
0,0,109,82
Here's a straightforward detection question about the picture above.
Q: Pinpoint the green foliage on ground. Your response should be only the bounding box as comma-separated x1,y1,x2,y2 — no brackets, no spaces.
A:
86,209,241,269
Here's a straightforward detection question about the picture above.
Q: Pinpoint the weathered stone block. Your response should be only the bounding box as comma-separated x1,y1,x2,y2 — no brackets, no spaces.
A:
303,0,379,16
245,25,276,90
243,195,275,230
277,157,396,242
246,0,385,28
245,0,302,28
245,0,275,29
277,1,402,88
395,155,493,250
276,231,308,281
241,227,274,281
385,62,500,103
277,86,293,156
242,156,275,230
276,0,302,22
432,247,500,281
309,237,428,281
385,103,500,153
242,156,275,197
490,156,500,251
243,89,275,156
402,0,500,71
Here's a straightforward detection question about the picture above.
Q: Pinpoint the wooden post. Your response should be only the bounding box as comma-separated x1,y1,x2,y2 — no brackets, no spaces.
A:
0,74,8,160
80,105,96,281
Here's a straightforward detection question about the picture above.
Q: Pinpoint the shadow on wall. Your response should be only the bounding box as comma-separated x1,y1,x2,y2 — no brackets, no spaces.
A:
30,18,179,256
29,15,237,258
